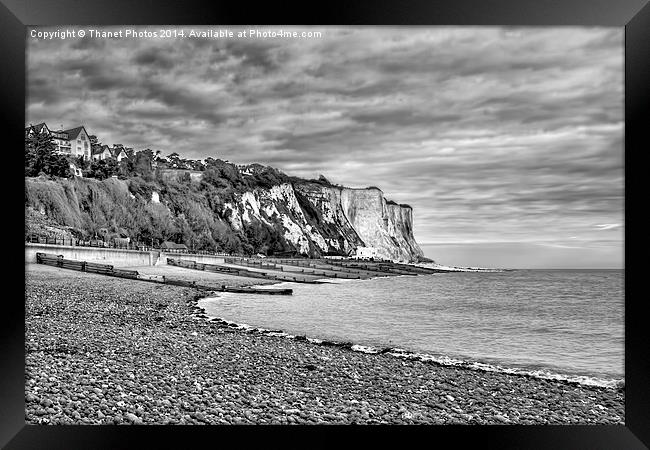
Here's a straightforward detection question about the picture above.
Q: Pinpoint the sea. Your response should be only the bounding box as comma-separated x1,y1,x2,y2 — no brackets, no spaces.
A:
198,269,624,389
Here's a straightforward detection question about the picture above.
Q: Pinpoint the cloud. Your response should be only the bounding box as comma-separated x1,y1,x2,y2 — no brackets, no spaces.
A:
595,223,621,230
132,47,175,70
535,243,585,249
26,26,624,267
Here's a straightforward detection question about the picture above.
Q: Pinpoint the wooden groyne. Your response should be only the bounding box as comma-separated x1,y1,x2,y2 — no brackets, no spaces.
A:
167,258,326,284
327,262,417,276
267,258,415,277
35,253,292,295
37,253,139,279
223,256,438,278
223,257,363,279
321,259,439,276
373,261,441,275
35,251,439,296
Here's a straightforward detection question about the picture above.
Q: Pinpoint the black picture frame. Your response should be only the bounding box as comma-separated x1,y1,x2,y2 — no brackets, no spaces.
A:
3,0,648,448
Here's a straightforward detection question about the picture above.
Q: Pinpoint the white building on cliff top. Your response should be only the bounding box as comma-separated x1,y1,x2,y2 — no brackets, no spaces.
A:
26,122,92,159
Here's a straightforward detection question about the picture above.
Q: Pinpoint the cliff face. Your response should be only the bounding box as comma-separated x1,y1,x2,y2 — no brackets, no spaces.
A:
335,187,423,261
25,167,425,262
224,182,424,261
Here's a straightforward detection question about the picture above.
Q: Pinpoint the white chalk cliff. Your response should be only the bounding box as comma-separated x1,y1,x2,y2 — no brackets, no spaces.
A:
25,163,426,262
222,181,424,262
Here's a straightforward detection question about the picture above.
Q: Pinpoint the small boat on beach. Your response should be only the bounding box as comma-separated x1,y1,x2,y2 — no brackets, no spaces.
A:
216,285,293,295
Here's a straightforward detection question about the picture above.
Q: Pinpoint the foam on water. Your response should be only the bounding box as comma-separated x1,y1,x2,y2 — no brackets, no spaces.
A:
198,297,623,390
198,269,624,390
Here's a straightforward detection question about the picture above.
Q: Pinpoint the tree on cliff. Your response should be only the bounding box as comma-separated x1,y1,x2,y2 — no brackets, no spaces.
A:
87,158,119,180
25,132,71,178
74,155,91,172
133,149,154,180
167,152,190,169
88,134,102,155
118,157,135,179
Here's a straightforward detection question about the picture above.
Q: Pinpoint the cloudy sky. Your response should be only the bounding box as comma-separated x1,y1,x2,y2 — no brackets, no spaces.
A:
26,26,624,268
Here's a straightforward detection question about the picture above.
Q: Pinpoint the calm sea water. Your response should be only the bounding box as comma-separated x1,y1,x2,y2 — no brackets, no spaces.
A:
199,270,624,387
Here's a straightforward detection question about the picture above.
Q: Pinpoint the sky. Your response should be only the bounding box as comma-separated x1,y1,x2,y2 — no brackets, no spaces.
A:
26,26,624,268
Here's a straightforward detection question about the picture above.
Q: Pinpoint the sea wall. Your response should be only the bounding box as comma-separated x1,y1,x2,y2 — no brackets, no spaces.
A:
25,244,230,268
25,243,156,266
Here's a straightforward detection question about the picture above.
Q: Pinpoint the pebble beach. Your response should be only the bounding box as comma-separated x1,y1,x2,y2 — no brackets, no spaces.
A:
25,263,625,425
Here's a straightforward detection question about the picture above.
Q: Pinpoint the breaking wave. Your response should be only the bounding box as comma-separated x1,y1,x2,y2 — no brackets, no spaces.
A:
195,295,624,391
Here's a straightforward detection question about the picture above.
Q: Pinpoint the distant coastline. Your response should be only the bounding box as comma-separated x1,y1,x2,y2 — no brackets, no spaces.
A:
414,262,507,272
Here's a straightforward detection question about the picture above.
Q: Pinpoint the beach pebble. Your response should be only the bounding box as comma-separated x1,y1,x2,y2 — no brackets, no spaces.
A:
191,412,206,422
125,412,143,424
24,264,625,426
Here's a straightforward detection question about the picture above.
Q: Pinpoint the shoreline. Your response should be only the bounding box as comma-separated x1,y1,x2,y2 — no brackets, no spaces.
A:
200,274,623,391
197,293,624,391
25,263,625,425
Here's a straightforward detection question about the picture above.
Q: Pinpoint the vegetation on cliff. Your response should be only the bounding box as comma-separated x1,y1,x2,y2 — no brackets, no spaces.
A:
25,132,71,178
24,131,305,253
24,133,419,259
26,171,300,255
